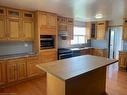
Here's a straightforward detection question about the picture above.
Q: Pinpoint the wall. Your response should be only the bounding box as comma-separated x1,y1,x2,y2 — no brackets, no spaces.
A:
0,41,33,56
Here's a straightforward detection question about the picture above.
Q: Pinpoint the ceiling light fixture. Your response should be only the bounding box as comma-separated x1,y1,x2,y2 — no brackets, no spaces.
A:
95,14,103,19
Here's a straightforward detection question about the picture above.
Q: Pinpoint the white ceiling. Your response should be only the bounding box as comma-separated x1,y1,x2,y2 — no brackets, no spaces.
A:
0,0,127,24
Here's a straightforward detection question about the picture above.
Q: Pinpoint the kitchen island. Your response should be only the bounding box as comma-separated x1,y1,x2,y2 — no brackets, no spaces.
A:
37,55,118,95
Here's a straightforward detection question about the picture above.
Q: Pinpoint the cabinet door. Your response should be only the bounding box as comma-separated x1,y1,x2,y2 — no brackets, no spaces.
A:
7,60,17,83
48,14,57,27
40,50,57,63
123,25,127,40
67,24,73,40
0,7,6,16
27,56,40,77
7,19,21,40
119,53,127,69
0,61,6,85
39,12,48,27
85,22,91,40
17,58,27,80
23,19,34,41
0,17,6,40
96,21,107,40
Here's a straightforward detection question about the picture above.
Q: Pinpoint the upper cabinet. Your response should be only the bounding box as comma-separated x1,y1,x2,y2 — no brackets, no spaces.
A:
57,16,67,31
85,22,92,40
0,6,35,41
67,18,74,40
58,16,74,40
22,11,34,41
22,19,34,41
7,8,22,18
23,11,34,19
96,21,108,40
0,17,6,40
0,7,6,16
37,11,57,35
7,18,21,40
123,18,127,40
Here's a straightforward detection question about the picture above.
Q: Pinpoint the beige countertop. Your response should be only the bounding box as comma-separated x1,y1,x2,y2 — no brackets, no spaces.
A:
37,55,118,81
0,52,38,61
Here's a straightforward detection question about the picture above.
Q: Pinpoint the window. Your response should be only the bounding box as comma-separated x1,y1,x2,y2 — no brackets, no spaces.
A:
71,26,87,45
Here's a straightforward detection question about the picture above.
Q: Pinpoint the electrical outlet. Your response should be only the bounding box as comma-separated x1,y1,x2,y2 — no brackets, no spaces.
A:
24,43,28,47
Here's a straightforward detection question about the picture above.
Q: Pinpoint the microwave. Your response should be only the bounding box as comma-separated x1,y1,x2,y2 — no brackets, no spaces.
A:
40,36,55,49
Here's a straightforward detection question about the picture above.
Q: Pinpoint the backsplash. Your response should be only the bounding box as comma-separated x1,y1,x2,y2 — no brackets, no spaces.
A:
123,41,127,51
91,40,108,49
58,36,91,48
0,41,33,56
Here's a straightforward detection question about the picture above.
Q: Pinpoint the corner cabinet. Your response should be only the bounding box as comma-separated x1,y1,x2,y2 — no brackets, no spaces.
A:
0,61,6,86
96,21,108,40
123,19,127,40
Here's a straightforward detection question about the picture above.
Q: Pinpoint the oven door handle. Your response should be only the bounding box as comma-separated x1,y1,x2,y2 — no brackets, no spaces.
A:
59,53,73,60
59,53,73,57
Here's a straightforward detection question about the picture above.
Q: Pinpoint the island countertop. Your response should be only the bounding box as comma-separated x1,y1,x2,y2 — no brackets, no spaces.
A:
37,55,118,80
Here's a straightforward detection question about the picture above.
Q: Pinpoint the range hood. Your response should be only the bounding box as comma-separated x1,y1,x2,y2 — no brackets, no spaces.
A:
59,31,68,37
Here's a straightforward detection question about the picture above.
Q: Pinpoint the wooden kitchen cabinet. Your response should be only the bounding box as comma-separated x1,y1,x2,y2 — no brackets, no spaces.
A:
7,58,27,83
67,18,74,40
48,13,57,28
17,58,27,80
38,11,57,35
85,22,92,40
23,11,34,19
0,61,6,86
96,21,108,40
0,17,7,40
7,18,22,40
27,56,41,77
7,8,22,18
7,59,18,83
40,50,57,63
123,19,127,40
92,48,108,57
80,49,91,55
119,51,127,70
22,19,34,40
58,16,74,40
0,7,6,16
58,16,67,31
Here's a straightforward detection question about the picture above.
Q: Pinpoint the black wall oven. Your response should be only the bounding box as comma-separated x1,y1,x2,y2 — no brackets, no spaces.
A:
40,35,55,49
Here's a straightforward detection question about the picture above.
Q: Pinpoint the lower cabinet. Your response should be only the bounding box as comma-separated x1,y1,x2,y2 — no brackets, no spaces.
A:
39,50,57,63
27,56,41,77
119,51,127,70
91,48,108,57
7,58,27,83
80,49,91,55
0,61,6,86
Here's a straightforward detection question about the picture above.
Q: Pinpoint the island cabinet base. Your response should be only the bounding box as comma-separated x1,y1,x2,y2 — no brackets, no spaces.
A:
47,66,106,95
